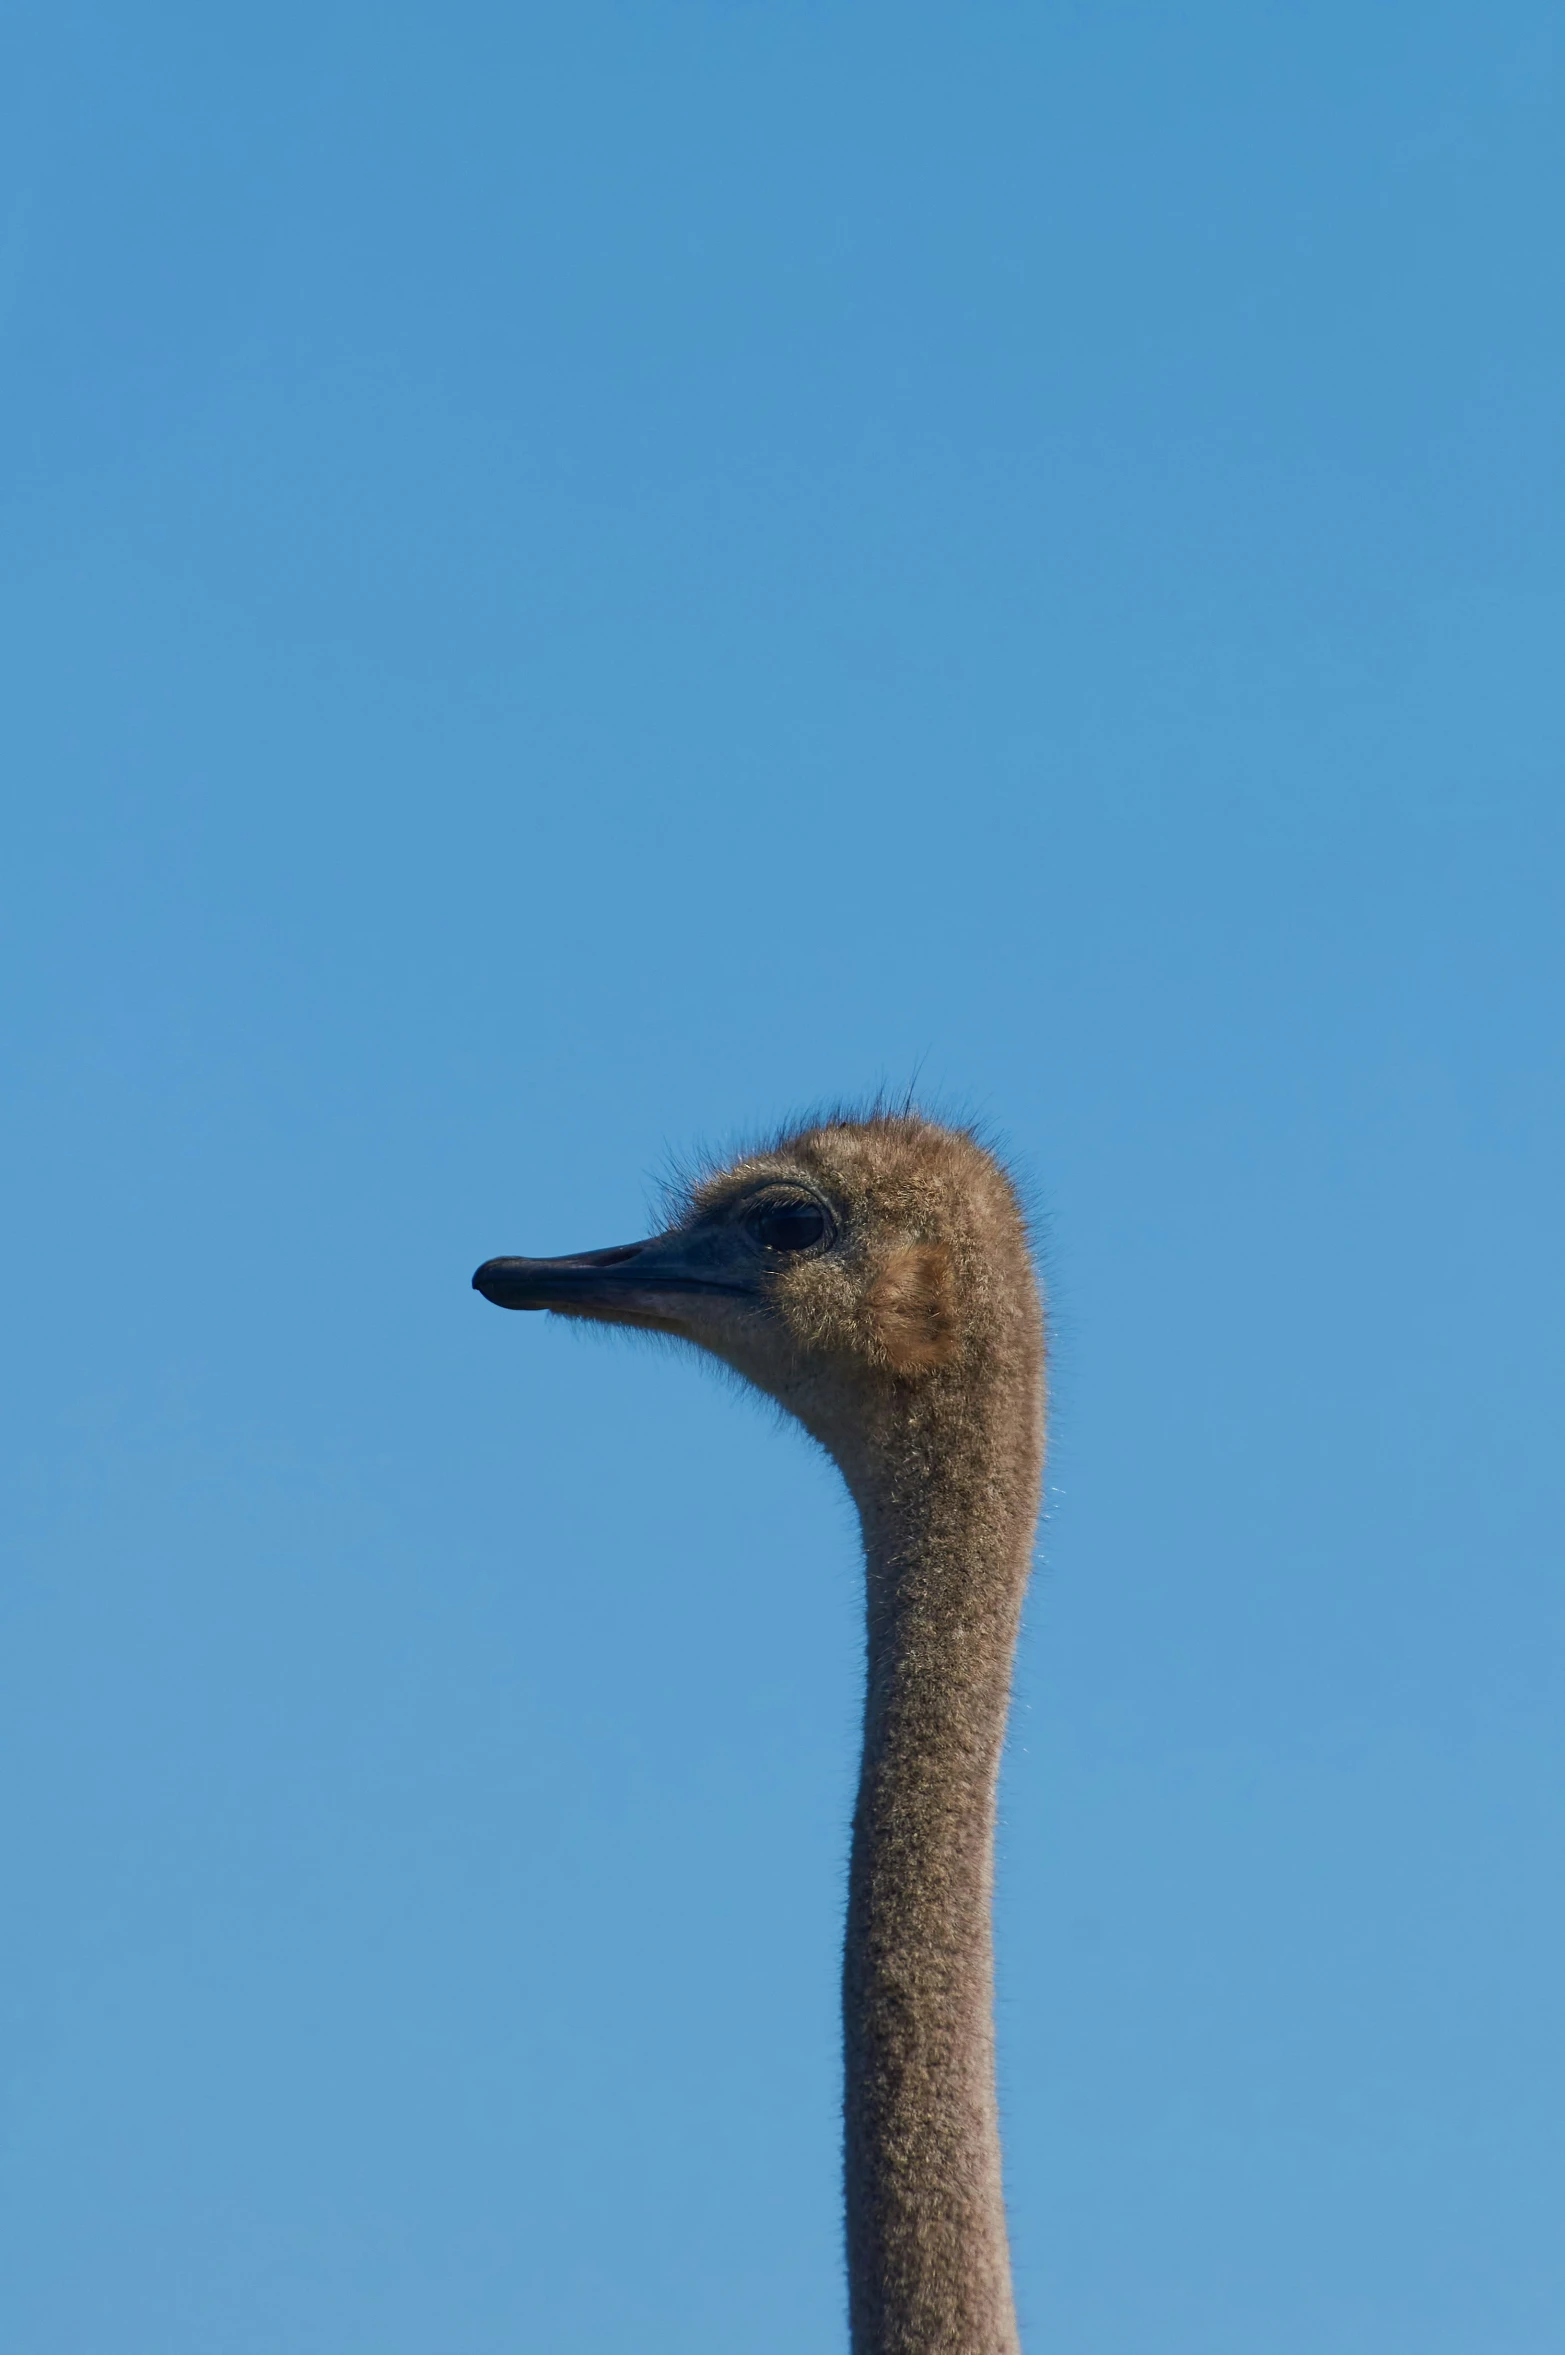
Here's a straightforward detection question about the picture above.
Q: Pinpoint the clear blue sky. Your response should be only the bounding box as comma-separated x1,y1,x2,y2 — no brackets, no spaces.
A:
2,6,1562,2350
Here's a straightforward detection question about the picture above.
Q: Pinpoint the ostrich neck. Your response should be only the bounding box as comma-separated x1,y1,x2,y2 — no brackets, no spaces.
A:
838,1383,1041,2355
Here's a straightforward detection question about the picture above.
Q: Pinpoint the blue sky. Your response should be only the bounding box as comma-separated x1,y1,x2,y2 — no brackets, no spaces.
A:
2,5,1562,2349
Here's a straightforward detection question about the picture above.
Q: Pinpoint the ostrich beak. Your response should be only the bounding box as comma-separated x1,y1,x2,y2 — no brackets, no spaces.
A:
472,1231,753,1318
472,1240,657,1311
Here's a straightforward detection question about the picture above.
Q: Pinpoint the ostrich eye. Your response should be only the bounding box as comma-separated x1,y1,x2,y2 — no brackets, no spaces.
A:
747,1200,829,1254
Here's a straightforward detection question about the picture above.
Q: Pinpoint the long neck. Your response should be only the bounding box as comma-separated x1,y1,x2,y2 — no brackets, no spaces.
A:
839,1379,1043,2355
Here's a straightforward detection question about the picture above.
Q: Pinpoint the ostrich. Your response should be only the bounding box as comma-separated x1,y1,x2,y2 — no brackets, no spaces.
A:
473,1110,1045,2355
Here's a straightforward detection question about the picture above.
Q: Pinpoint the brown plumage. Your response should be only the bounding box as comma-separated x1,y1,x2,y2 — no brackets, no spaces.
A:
474,1110,1046,2354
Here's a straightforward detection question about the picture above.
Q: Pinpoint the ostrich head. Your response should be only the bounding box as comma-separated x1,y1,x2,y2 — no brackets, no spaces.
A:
473,1112,1040,1487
